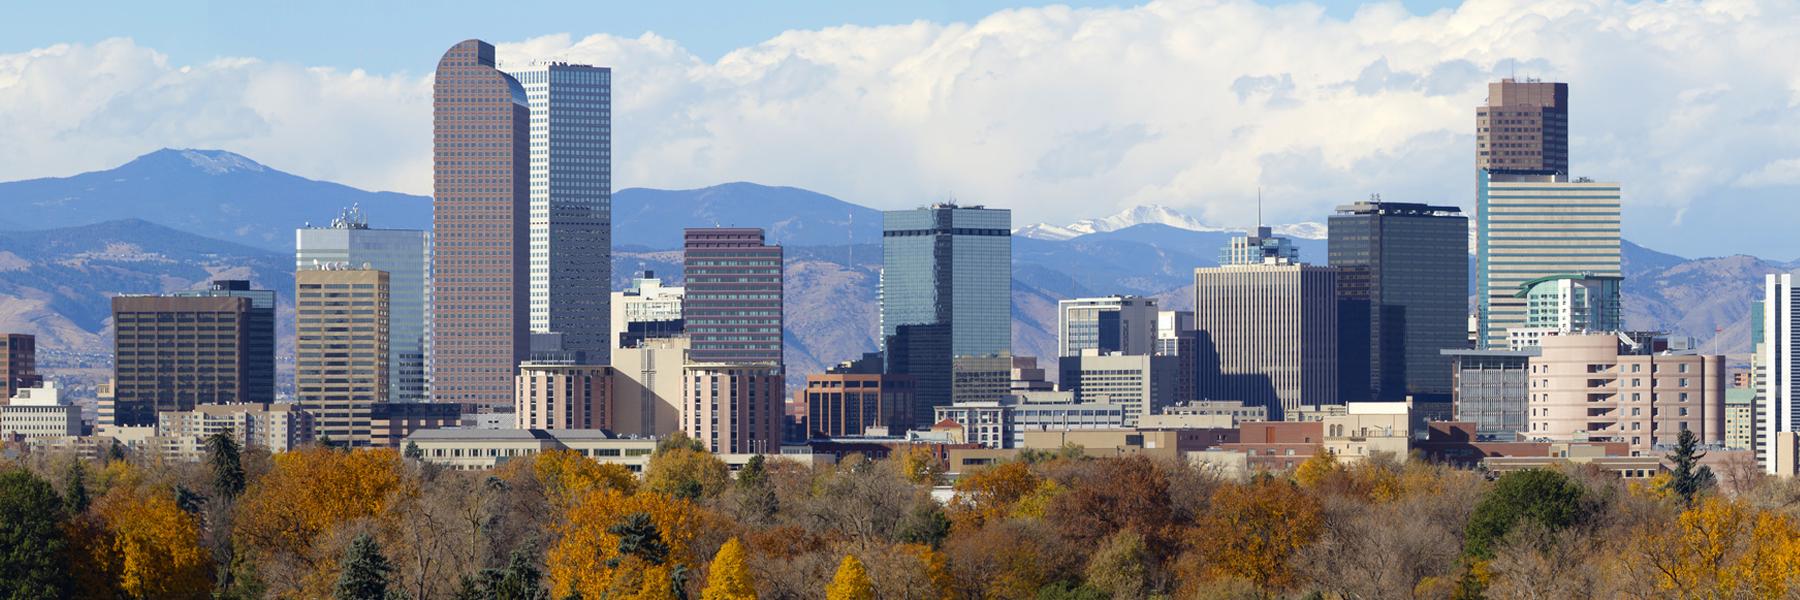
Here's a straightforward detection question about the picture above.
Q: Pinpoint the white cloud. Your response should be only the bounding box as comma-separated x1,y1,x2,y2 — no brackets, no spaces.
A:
6,0,1800,231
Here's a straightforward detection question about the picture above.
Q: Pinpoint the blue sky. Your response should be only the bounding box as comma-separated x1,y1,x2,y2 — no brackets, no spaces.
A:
5,0,1462,72
6,0,1800,260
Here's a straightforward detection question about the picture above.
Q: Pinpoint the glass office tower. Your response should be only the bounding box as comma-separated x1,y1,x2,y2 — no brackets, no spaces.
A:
509,62,612,365
881,204,1011,428
297,206,431,402
1328,201,1467,408
1474,173,1620,349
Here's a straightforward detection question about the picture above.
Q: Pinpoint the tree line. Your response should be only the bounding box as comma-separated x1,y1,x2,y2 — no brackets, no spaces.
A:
1,429,1798,600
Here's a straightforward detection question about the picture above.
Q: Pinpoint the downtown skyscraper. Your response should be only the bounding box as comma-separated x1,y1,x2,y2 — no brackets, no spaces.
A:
881,204,1012,428
297,206,431,402
683,228,783,366
1328,201,1466,406
431,39,611,403
1473,79,1621,349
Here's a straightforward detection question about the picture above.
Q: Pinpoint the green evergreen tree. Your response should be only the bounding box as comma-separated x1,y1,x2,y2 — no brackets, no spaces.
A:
404,441,424,460
207,427,246,500
736,455,767,489
334,534,399,600
1666,429,1717,506
62,459,90,516
898,502,951,549
0,468,73,600
1463,468,1584,560
105,440,127,463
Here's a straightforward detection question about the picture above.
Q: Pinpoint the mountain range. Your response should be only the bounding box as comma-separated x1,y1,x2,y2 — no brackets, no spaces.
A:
0,149,1785,394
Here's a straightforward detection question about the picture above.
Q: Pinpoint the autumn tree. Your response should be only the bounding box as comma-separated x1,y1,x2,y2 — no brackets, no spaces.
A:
1085,530,1148,600
826,555,874,600
536,448,636,510
92,481,213,600
235,446,411,596
892,446,948,486
1293,448,1340,489
948,462,1041,528
548,493,705,600
1622,495,1800,597
1184,476,1324,595
702,538,756,600
646,447,730,500
1046,456,1179,560
1463,469,1584,561
451,539,550,600
0,467,73,600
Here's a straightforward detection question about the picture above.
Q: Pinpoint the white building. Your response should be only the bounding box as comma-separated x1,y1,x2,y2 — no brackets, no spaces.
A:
1058,353,1179,426
0,382,80,438
610,274,685,352
933,391,1128,449
1765,274,1800,474
1057,296,1158,357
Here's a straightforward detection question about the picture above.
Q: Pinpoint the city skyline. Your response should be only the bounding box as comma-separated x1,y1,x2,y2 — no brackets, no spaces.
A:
5,0,1800,259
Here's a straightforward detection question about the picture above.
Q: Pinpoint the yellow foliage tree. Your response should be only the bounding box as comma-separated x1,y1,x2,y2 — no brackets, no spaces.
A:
702,537,757,600
948,462,1041,528
645,447,731,499
891,446,948,486
1626,495,1800,598
536,448,638,510
93,482,212,600
1185,477,1324,594
1008,478,1065,520
547,490,707,599
234,446,411,595
1293,447,1339,489
905,543,955,600
826,555,874,600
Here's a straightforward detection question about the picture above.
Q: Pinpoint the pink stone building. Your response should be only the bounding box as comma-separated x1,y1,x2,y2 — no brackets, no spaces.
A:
1528,334,1725,455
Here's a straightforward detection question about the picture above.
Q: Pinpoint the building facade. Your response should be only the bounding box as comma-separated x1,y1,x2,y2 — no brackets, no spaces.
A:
1219,226,1299,266
1057,353,1178,426
0,334,41,401
1193,263,1339,419
1445,348,1537,438
1328,201,1467,404
514,363,612,430
1057,296,1157,357
683,229,783,366
797,373,917,438
682,364,783,454
1474,176,1621,349
611,272,684,351
1506,274,1623,349
1530,334,1726,455
1765,274,1800,472
111,282,275,426
511,61,613,365
1,382,80,438
1476,79,1569,173
611,337,689,438
431,39,532,403
881,205,1012,427
297,206,431,402
157,403,314,452
295,268,390,448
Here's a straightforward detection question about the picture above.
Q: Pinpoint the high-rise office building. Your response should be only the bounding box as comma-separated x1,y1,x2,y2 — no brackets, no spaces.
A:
295,268,390,447
1058,354,1178,426
510,61,612,365
683,229,783,366
110,281,275,426
298,206,431,402
881,204,1012,428
611,337,689,437
1220,226,1299,266
1753,299,1770,468
1328,201,1467,405
1473,79,1619,350
0,334,41,402
1194,254,1338,419
1156,311,1199,403
1476,79,1568,173
795,372,917,438
1057,296,1157,357
432,39,531,402
1765,275,1800,474
1474,173,1621,349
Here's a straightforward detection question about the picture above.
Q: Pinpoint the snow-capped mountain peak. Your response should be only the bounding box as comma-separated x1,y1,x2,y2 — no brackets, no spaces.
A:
1013,204,1326,240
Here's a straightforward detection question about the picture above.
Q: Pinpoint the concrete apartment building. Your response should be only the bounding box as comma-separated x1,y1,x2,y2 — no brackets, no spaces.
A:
933,391,1129,449
1529,334,1726,455
610,337,689,437
0,334,42,401
514,363,612,430
682,363,782,455
295,268,390,447
157,403,314,452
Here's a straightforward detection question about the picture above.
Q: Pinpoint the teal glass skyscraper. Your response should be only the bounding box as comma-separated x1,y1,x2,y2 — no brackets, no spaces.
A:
881,204,1011,428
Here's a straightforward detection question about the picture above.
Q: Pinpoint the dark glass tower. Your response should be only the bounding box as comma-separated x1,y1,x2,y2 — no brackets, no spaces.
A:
1328,201,1467,411
881,204,1011,428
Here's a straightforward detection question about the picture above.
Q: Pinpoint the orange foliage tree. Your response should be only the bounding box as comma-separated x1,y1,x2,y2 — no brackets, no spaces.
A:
948,462,1040,528
234,446,411,595
1184,476,1324,594
536,448,637,510
547,490,708,599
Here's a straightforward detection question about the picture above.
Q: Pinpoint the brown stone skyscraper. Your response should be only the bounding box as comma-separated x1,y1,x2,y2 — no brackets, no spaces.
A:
432,39,530,402
1476,79,1568,173
683,228,783,367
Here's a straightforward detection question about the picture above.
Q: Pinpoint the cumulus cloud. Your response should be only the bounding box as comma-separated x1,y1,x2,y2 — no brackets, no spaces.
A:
6,0,1800,237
